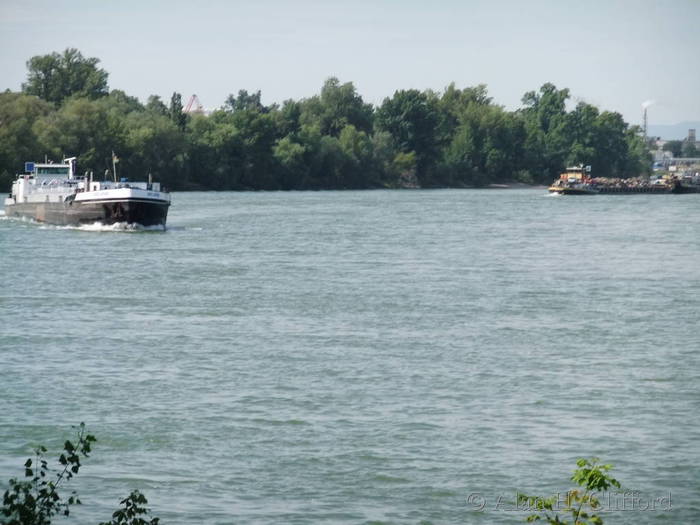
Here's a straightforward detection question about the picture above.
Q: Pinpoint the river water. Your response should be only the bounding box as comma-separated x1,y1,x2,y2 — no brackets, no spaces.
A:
1,189,699,524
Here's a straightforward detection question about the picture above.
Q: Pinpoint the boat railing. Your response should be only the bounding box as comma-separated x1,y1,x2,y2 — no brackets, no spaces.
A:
94,182,150,191
30,184,80,194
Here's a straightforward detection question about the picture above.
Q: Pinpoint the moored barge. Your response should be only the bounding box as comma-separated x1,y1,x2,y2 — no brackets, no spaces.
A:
549,166,700,195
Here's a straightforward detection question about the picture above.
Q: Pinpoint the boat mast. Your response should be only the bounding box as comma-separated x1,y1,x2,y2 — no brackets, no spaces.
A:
112,151,119,182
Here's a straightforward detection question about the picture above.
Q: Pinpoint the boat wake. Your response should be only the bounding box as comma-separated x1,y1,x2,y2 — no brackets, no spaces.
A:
2,214,197,232
41,221,167,232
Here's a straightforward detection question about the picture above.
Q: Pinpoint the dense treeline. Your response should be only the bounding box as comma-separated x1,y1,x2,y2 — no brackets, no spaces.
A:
0,48,650,192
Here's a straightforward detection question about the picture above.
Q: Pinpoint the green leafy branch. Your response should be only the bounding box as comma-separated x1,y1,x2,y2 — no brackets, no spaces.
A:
2,422,95,524
518,457,622,525
1,424,160,525
98,491,159,525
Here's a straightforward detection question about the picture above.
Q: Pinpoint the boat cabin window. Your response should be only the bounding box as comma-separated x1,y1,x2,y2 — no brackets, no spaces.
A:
37,167,69,175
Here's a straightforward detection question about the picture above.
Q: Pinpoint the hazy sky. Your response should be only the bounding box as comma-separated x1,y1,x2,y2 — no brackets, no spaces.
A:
1,0,698,126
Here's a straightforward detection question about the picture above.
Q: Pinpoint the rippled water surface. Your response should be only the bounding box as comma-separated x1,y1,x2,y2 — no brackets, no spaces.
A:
1,190,699,524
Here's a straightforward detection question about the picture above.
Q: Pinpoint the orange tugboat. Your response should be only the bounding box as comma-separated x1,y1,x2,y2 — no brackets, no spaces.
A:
548,166,599,195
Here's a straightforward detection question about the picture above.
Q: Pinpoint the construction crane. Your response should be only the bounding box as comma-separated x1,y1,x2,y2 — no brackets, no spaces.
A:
184,94,204,114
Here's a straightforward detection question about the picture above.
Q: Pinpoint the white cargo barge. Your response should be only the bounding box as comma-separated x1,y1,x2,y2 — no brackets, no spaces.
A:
3,158,171,227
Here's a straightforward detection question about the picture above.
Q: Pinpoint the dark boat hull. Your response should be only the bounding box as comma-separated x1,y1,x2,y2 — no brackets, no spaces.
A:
5,198,169,227
549,187,598,195
551,184,700,195
595,184,700,194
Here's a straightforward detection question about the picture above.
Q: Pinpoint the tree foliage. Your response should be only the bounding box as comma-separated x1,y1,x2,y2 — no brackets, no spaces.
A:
168,92,187,131
22,49,108,105
518,457,622,525
0,92,52,189
1,48,652,192
98,492,159,525
301,77,374,137
660,138,699,159
1,424,159,525
1,423,95,524
682,141,698,158
662,140,683,157
375,89,441,181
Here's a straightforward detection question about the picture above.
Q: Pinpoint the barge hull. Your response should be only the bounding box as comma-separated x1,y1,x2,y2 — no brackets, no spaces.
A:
5,199,169,227
595,186,700,194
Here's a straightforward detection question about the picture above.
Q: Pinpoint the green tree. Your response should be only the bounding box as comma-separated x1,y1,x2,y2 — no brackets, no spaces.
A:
437,83,492,143
682,140,698,157
123,111,186,188
224,89,267,113
623,125,651,177
186,110,243,189
370,130,401,187
98,492,159,525
375,89,441,181
443,103,525,186
22,48,108,105
274,99,303,138
519,83,572,182
566,102,599,168
565,104,634,178
230,108,280,189
590,111,630,178
310,134,350,188
338,124,374,187
273,136,308,189
33,88,158,178
1,423,96,524
2,425,160,525
34,97,127,175
106,90,144,114
519,458,621,525
662,140,683,157
300,78,374,137
521,83,570,134
168,92,187,131
0,92,53,190
145,95,168,116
